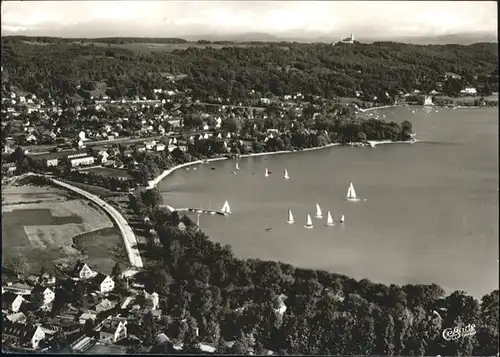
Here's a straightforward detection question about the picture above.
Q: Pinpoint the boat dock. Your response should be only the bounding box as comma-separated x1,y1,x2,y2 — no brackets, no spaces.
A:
170,207,228,216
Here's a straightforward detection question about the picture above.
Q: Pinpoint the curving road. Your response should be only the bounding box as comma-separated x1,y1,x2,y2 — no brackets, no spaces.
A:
33,174,144,270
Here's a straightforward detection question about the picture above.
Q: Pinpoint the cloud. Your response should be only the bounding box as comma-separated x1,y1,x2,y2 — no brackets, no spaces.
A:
1,1,497,38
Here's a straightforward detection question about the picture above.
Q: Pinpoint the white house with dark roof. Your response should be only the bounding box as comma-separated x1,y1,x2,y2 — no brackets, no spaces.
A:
91,273,115,293
98,319,127,343
31,286,55,305
2,292,27,313
72,261,95,280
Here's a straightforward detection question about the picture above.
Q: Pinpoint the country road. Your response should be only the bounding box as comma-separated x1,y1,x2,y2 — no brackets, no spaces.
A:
33,174,144,270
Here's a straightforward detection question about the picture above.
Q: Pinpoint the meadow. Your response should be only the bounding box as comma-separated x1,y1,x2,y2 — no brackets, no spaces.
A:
1,183,123,275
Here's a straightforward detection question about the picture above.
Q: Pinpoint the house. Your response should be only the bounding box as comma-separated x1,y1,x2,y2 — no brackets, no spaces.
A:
31,286,55,305
26,134,37,143
46,158,59,167
6,312,28,324
78,312,97,325
156,143,166,152
72,261,95,280
274,294,288,316
463,86,477,95
3,322,46,350
3,292,26,312
70,156,95,167
99,320,127,343
95,298,117,313
3,282,33,295
22,325,46,349
143,291,159,310
3,323,47,350
444,72,462,80
91,273,115,293
97,150,109,164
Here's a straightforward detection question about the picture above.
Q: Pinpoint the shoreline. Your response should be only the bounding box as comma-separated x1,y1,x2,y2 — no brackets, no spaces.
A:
357,105,397,113
148,140,421,188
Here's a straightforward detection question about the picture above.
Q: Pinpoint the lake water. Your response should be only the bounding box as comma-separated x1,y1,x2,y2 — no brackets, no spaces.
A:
158,107,499,298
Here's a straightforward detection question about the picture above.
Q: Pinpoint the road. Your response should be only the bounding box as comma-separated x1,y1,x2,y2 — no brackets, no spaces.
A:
35,174,144,270
22,130,209,153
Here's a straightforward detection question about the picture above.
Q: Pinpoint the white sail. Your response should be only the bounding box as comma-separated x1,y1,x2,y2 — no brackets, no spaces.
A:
236,162,240,170
326,211,334,226
265,168,270,177
340,214,345,223
287,209,295,224
283,169,289,179
346,182,360,201
304,214,314,228
221,200,231,215
315,203,323,219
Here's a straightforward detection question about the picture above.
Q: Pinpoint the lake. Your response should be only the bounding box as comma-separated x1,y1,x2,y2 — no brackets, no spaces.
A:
158,106,499,298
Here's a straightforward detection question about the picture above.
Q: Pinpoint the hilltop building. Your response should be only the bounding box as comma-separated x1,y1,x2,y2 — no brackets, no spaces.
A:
340,34,355,44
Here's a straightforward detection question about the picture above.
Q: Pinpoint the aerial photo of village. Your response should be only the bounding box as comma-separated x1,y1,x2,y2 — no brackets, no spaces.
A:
1,0,499,355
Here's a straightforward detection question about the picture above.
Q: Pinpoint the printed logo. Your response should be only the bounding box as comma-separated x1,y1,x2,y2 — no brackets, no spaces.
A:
442,324,476,341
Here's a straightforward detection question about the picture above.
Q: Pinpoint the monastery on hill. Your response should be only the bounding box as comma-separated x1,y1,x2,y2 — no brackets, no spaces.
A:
339,34,355,44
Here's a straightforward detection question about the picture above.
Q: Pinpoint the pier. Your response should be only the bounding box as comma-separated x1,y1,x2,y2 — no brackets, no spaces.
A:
160,206,228,216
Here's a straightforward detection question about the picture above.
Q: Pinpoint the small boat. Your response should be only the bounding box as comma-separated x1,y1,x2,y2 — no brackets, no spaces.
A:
283,169,290,180
286,209,295,224
346,182,360,202
304,214,314,229
315,203,323,219
340,214,345,223
236,162,240,170
265,168,270,177
265,228,273,232
221,200,231,215
326,211,334,226
232,171,237,175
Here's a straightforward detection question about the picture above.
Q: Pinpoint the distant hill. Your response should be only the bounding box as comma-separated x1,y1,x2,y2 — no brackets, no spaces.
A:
2,31,497,45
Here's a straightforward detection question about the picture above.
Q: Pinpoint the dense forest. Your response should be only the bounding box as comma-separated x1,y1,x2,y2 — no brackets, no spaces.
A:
1,38,498,104
126,191,499,355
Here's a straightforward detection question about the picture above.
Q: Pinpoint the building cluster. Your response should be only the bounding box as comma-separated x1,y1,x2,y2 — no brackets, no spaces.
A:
2,260,281,354
2,261,164,353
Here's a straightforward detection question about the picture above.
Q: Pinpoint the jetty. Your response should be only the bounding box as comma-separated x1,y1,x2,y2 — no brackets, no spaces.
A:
160,206,228,216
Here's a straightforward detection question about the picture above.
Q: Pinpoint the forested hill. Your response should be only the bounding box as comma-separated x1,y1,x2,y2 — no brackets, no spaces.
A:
1,37,498,103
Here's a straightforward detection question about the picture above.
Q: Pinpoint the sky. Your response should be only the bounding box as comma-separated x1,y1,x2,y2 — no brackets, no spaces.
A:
1,1,498,40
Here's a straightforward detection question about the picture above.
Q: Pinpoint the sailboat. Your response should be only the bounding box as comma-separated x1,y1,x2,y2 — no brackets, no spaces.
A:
221,200,231,215
304,214,314,229
340,214,345,223
346,182,360,202
326,211,334,226
283,169,290,180
286,209,295,224
315,203,323,219
265,168,270,177
236,162,240,170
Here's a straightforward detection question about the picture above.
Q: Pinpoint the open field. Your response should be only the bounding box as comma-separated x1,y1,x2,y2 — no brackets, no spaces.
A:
1,183,121,275
73,227,127,274
80,166,135,179
83,41,257,54
1,184,72,206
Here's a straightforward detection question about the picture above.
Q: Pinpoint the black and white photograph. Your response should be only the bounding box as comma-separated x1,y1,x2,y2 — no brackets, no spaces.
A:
1,0,498,355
